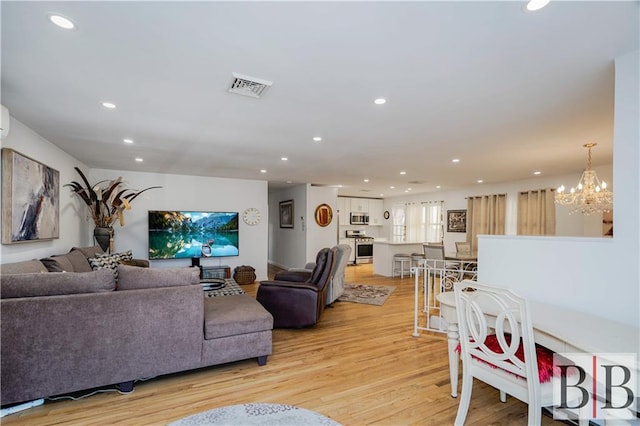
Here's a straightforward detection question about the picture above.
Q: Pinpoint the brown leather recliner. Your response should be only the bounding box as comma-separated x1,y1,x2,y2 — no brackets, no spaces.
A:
256,247,336,328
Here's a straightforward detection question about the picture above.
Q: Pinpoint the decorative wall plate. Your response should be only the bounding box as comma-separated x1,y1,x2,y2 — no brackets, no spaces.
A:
383,210,390,220
314,203,333,227
242,207,261,225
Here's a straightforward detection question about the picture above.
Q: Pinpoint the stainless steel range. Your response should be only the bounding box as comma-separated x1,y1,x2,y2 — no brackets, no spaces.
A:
345,230,374,264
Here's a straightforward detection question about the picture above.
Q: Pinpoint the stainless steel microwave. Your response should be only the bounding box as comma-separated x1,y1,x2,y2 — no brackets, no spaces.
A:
350,212,369,225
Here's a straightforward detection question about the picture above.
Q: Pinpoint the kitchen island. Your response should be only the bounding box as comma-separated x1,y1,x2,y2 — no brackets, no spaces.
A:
373,240,425,277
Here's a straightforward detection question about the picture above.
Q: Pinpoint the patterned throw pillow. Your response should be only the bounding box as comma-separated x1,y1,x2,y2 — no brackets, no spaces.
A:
88,250,133,281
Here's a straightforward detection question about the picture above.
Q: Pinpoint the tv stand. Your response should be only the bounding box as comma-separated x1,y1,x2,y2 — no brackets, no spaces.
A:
201,265,231,280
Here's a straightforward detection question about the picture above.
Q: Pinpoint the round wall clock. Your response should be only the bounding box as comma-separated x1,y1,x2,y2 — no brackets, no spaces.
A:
383,210,390,220
242,208,261,225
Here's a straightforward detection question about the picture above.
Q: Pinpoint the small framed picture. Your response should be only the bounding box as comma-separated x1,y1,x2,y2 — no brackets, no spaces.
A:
279,200,294,228
447,209,467,233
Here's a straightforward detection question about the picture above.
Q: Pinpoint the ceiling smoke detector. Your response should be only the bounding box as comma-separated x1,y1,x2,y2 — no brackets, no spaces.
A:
229,73,273,98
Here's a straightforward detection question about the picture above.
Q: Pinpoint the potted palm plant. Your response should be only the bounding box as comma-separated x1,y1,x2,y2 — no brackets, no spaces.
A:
65,167,161,252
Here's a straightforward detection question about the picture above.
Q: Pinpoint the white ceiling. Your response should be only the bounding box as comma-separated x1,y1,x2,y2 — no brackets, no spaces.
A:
2,1,638,197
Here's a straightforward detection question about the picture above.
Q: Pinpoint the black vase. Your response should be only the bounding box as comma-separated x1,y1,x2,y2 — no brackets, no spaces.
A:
94,227,113,253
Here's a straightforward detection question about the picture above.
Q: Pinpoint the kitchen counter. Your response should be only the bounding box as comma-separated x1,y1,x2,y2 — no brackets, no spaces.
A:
373,240,425,277
374,240,426,245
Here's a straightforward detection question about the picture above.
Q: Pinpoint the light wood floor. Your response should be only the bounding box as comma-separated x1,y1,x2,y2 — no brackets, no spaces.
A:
3,264,563,425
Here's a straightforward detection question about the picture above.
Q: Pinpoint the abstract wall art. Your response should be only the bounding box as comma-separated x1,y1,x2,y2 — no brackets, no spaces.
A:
2,148,60,243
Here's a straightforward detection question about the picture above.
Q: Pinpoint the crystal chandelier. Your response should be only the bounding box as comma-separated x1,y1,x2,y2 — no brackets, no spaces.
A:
555,143,613,215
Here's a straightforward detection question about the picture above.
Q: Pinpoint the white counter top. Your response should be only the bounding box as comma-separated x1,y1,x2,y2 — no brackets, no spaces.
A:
374,240,425,245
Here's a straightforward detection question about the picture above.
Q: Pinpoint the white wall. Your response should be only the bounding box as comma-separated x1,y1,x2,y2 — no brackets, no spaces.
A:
478,50,639,326
0,117,270,279
306,185,339,262
268,184,339,269
268,184,307,269
0,117,91,264
381,167,612,253
90,169,269,280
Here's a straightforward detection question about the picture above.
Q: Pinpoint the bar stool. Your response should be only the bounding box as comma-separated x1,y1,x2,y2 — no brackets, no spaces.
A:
392,253,411,278
410,253,424,276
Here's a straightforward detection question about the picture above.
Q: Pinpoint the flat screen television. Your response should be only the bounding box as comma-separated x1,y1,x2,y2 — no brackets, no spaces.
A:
148,210,239,260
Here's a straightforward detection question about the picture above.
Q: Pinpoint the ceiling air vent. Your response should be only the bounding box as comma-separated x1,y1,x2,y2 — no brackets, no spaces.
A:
229,73,273,99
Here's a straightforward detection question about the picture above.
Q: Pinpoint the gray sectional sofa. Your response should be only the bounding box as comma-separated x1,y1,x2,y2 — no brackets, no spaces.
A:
0,246,273,407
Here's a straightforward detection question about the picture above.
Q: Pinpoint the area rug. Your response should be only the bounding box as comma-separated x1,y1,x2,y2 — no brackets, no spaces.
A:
338,284,395,306
168,402,341,425
204,278,245,297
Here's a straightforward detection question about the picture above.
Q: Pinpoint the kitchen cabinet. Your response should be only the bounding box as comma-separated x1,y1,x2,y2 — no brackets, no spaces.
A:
368,199,384,226
350,198,369,213
337,197,349,226
338,196,384,226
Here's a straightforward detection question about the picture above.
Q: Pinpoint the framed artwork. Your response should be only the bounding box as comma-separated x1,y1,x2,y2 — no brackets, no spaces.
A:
314,203,333,227
2,148,60,243
279,200,294,228
447,209,467,233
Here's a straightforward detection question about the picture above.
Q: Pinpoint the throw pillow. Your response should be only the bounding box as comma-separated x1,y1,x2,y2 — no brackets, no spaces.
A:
0,269,115,299
71,245,105,259
117,265,200,290
41,255,75,273
88,250,133,281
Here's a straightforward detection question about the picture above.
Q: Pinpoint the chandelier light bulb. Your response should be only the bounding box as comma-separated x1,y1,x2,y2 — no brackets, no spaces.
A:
602,181,607,189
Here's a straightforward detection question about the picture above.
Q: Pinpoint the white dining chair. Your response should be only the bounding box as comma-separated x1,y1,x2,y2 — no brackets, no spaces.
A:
453,281,586,426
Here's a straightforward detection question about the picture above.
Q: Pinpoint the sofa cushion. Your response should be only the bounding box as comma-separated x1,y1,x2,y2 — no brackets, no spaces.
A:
0,269,115,299
88,250,133,280
41,255,74,272
1,260,48,274
203,294,274,339
117,265,200,290
71,245,105,259
41,250,91,272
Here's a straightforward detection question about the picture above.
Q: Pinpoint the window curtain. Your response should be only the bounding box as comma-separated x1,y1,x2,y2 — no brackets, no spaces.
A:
466,194,506,251
392,201,443,242
421,201,444,243
517,189,556,235
391,204,406,240
404,203,422,242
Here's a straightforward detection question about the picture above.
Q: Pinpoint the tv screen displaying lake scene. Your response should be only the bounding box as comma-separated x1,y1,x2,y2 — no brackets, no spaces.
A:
148,211,239,260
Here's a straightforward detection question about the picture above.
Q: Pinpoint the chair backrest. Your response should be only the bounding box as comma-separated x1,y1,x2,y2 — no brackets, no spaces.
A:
453,280,540,398
423,244,445,261
308,248,335,288
326,244,352,304
455,242,471,254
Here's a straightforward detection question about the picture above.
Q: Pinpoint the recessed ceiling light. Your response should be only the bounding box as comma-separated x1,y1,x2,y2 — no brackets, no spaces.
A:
313,136,322,142
281,157,288,161
390,186,395,189
47,13,75,30
477,179,483,183
533,171,542,175
363,179,369,183
379,193,384,197
135,158,143,162
286,180,293,184
123,138,133,144
452,158,460,163
407,188,412,191
260,169,267,173
102,102,116,109
400,171,406,175
435,185,441,189
373,98,387,105
526,0,550,12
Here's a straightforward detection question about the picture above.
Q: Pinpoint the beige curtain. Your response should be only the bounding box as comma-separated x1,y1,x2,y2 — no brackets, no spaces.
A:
517,189,556,235
466,194,506,251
